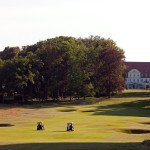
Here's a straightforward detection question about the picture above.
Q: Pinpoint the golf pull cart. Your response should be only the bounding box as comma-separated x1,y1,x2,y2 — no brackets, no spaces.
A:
67,122,74,131
37,122,44,130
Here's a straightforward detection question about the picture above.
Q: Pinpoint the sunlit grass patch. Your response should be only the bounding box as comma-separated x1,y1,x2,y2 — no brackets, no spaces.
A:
0,90,150,146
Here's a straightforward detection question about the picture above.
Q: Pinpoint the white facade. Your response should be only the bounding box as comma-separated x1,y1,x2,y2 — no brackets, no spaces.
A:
126,69,150,89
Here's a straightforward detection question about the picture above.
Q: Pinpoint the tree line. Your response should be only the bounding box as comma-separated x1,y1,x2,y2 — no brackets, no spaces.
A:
0,36,126,103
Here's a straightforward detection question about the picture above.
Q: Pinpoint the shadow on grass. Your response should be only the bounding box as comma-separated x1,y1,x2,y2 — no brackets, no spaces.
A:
0,102,74,110
115,91,150,98
0,99,90,110
93,99,150,117
0,91,150,110
0,124,14,127
57,108,77,112
120,129,150,134
0,142,149,150
141,122,150,125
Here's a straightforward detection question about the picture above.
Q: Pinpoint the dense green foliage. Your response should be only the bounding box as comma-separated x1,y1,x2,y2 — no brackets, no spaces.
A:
0,36,125,102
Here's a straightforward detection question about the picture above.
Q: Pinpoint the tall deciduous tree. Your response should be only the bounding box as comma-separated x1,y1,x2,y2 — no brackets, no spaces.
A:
0,47,20,60
0,57,36,102
96,48,125,97
36,36,89,100
82,36,126,97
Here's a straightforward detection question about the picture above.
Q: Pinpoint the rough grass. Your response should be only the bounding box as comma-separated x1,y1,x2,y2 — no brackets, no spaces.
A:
0,90,150,150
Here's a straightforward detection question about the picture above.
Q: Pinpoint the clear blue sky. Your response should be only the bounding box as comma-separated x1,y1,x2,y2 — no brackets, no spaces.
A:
0,0,150,61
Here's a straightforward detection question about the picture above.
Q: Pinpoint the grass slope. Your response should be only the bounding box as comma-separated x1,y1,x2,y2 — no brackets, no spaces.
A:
0,90,150,150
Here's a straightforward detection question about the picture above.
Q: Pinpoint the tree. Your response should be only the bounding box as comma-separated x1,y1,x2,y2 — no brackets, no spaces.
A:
0,47,20,60
93,40,125,97
36,36,89,100
82,36,126,97
0,59,4,102
0,57,36,102
0,36,126,103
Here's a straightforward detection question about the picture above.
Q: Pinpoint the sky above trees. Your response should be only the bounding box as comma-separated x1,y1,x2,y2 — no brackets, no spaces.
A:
0,0,150,61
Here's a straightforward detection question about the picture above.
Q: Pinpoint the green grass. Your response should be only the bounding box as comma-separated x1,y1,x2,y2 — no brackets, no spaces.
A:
0,90,150,150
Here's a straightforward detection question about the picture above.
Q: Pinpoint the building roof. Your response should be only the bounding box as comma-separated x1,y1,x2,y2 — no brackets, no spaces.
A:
126,62,150,78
